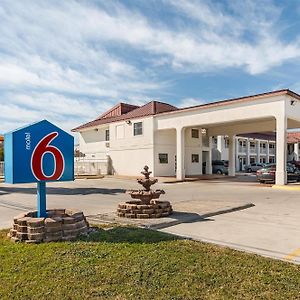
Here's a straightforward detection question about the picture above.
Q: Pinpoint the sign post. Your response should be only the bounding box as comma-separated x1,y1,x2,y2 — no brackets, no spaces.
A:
4,120,74,216
37,181,47,218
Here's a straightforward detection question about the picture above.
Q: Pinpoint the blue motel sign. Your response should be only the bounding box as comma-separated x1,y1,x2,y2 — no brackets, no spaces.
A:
4,120,74,217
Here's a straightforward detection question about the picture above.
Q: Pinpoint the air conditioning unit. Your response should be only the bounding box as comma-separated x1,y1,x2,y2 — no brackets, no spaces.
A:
105,142,110,148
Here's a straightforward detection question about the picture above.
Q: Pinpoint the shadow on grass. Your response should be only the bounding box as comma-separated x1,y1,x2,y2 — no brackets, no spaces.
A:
0,187,126,196
77,226,180,244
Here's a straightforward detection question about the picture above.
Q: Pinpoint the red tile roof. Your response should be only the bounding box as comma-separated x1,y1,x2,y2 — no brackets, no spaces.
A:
96,103,139,119
72,101,178,131
288,132,300,143
72,89,300,132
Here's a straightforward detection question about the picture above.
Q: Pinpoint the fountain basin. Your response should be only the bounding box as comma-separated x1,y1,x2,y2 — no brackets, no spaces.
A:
126,189,165,203
117,199,172,219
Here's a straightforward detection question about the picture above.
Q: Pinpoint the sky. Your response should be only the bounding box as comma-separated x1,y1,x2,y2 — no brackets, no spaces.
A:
1,0,300,134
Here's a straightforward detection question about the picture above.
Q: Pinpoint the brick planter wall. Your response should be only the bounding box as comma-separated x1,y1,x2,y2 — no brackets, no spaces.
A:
8,209,89,243
117,199,172,219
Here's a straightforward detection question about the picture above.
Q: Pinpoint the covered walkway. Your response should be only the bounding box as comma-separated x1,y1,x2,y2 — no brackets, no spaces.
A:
155,90,300,185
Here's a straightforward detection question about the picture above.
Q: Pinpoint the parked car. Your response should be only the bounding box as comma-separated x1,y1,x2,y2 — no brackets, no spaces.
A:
256,163,300,183
288,160,300,169
244,163,265,173
202,160,229,175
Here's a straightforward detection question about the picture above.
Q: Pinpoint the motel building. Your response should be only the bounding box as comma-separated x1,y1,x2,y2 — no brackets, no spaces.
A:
72,89,300,185
212,132,300,172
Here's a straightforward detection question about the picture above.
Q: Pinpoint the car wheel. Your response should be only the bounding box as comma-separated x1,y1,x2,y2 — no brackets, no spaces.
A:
259,180,265,184
247,168,252,173
216,170,223,175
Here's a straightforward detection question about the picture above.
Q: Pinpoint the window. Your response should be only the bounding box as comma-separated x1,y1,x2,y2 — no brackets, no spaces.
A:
239,140,246,147
105,129,110,141
260,157,266,164
192,154,199,163
191,129,199,138
159,153,168,164
133,122,143,136
269,144,275,149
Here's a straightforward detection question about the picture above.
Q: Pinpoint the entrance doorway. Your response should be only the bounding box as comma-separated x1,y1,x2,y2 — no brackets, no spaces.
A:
239,156,246,171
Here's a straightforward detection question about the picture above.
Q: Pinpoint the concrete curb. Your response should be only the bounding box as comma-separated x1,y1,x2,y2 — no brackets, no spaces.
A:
272,185,300,191
87,203,255,230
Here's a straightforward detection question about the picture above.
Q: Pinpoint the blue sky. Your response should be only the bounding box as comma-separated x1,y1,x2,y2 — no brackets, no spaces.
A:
1,0,300,134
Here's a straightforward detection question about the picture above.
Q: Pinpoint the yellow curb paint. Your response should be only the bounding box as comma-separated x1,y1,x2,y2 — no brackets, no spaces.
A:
284,248,300,261
272,185,300,191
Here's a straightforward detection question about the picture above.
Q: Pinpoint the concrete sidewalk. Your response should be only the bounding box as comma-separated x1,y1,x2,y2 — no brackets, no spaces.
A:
87,201,254,229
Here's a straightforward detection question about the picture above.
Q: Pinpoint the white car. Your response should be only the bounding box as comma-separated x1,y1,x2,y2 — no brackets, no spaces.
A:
244,163,265,173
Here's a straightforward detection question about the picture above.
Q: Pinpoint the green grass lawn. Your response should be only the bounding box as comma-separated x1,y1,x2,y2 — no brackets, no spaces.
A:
0,227,299,300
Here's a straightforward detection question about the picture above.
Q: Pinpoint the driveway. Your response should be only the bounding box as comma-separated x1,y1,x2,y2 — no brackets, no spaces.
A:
1,177,300,264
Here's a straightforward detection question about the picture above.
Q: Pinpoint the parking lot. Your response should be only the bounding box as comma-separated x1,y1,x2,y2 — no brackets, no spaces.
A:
1,176,300,264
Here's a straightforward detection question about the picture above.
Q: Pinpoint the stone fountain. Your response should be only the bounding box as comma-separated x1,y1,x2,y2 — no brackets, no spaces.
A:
117,166,173,219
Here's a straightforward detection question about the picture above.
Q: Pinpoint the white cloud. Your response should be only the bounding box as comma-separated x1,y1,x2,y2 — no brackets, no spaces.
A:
178,98,207,108
1,0,300,134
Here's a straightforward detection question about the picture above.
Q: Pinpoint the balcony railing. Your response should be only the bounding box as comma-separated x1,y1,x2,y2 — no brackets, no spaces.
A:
269,149,275,155
260,148,267,154
238,147,247,153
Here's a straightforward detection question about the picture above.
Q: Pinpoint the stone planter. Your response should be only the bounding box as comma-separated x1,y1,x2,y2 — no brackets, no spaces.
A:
117,199,172,219
8,209,89,243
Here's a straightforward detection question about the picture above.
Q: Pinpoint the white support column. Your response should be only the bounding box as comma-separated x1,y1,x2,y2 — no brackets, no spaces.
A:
217,136,224,160
199,129,203,175
266,141,270,163
275,117,287,185
256,140,261,163
206,136,213,175
246,139,250,165
294,143,299,160
176,127,185,180
228,135,236,176
235,138,240,171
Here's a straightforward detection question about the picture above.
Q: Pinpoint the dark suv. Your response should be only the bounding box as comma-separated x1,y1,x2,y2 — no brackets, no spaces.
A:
203,160,229,175
212,160,229,175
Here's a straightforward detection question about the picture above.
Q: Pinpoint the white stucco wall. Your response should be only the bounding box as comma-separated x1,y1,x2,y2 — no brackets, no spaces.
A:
153,127,203,176
79,126,109,159
108,117,154,176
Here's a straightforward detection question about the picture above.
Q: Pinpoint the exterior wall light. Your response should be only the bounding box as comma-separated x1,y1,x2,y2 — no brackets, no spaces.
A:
126,120,132,125
290,99,296,106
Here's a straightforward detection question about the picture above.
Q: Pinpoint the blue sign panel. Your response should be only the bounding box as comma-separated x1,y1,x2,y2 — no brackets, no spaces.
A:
5,120,74,184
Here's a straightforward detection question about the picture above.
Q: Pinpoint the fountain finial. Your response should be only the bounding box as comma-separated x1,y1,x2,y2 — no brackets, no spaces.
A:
137,165,157,191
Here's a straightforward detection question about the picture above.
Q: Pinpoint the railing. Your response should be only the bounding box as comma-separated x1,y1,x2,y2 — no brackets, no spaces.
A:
269,149,275,155
260,148,267,154
238,147,247,153
74,158,109,176
0,159,110,178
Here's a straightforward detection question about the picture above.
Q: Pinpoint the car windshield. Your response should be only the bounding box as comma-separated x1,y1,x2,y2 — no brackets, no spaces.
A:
263,163,276,169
